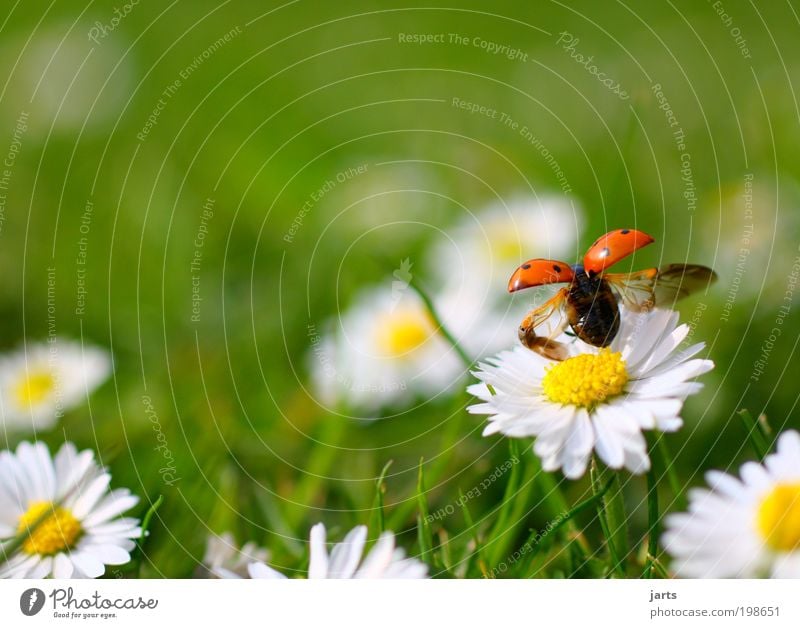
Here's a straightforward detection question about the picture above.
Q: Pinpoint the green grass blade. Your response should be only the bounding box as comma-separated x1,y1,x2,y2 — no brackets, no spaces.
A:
643,466,660,578
738,409,771,460
416,458,435,565
458,487,489,577
521,475,613,576
369,460,393,535
591,462,626,577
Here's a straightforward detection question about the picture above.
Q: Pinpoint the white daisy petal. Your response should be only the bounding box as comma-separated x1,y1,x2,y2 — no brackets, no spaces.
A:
327,525,367,579
664,430,800,579
592,408,624,468
0,441,140,580
307,523,329,579
53,553,74,578
354,532,396,578
201,532,270,579
0,341,111,434
81,490,139,527
248,562,287,579
69,551,106,578
70,474,112,519
236,524,426,580
468,308,713,478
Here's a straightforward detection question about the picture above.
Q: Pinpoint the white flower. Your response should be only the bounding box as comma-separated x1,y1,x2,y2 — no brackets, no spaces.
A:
426,195,583,309
0,441,140,578
663,430,800,578
467,309,714,479
309,281,506,412
202,532,269,579
246,523,428,579
0,340,111,433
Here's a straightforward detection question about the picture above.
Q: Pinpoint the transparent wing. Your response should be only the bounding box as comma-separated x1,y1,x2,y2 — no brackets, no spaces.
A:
518,288,571,360
605,264,717,312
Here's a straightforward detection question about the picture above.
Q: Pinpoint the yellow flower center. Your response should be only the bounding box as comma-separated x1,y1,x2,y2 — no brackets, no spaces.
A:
14,370,56,406
542,349,629,408
757,483,800,552
488,225,523,263
17,501,82,556
374,310,434,357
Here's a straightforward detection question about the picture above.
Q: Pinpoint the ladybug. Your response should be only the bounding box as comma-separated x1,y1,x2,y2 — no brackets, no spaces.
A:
507,228,717,360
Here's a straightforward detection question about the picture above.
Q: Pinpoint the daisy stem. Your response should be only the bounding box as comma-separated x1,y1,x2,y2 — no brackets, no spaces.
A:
520,475,614,577
409,279,473,369
128,494,164,576
643,466,660,579
654,435,684,508
590,463,627,577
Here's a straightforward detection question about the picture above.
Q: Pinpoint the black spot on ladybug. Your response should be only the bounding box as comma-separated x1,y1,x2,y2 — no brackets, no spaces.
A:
522,263,531,270
553,264,562,273
600,247,610,258
621,229,630,234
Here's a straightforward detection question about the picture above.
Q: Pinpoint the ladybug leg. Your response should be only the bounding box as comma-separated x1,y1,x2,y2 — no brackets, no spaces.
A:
518,289,571,361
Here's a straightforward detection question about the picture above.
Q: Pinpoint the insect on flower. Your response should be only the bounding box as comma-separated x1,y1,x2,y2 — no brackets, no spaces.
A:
508,228,717,360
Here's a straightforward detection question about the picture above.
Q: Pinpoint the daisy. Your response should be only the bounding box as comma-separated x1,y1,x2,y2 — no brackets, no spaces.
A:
246,523,428,579
663,430,800,578
426,195,583,309
202,531,269,579
0,340,111,433
467,309,714,478
0,441,140,578
309,280,507,412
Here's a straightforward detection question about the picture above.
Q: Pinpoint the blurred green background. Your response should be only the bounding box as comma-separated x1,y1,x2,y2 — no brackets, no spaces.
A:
1,0,798,576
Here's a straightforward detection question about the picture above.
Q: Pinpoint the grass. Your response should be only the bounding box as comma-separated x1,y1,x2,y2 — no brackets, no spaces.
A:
1,0,799,578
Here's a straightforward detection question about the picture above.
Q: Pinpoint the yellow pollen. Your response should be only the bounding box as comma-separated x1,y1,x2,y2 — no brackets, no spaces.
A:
14,370,56,406
17,501,82,556
542,348,629,408
757,483,800,552
374,310,434,357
